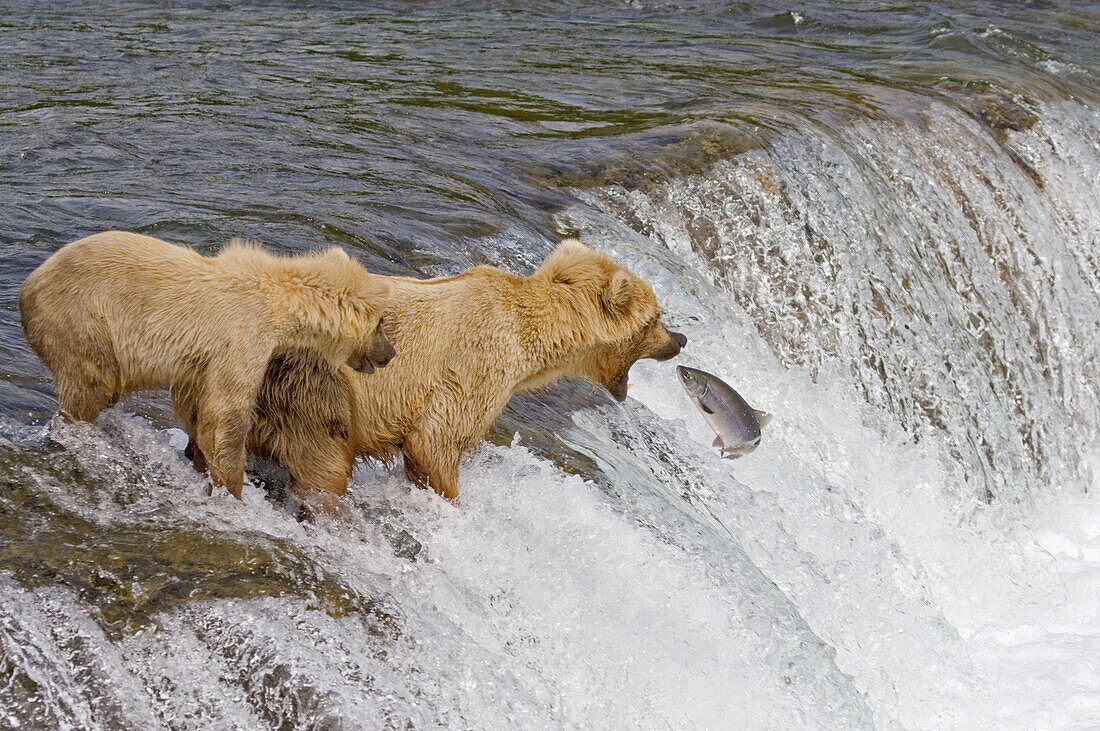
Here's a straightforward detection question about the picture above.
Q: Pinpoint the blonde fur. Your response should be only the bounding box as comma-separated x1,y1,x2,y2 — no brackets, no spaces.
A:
188,238,686,507
19,231,391,498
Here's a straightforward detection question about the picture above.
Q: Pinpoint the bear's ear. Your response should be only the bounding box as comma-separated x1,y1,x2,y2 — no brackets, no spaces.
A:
539,241,603,286
600,270,635,318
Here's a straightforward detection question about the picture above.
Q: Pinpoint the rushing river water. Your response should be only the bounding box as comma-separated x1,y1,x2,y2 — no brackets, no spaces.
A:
1,2,1099,728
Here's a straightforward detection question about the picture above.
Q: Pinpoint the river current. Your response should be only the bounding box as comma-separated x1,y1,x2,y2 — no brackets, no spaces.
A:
1,2,1098,728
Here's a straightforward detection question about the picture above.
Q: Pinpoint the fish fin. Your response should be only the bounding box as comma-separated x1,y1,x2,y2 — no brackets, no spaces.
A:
700,403,715,414
722,452,742,460
755,410,773,428
712,435,724,449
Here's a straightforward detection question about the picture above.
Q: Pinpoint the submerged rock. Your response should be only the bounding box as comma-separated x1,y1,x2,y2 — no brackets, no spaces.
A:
0,442,395,641
530,122,768,193
923,82,1044,188
937,81,1039,135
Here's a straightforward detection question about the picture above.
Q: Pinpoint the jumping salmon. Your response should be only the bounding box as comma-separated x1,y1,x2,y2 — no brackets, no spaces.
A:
676,365,771,459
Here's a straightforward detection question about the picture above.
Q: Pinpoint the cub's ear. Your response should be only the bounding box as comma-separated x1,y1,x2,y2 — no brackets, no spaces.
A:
600,270,635,317
320,247,350,262
355,277,391,309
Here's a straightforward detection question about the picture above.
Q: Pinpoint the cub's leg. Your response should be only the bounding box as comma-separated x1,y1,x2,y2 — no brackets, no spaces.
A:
50,330,122,422
21,283,115,421
55,370,119,422
194,361,266,500
402,430,460,501
195,407,249,499
178,396,352,510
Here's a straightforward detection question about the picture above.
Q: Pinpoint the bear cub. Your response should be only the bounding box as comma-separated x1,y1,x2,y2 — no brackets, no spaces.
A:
20,231,394,498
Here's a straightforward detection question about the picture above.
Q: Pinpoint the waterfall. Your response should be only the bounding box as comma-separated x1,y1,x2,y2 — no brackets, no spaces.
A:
582,98,1100,506
2,97,1098,728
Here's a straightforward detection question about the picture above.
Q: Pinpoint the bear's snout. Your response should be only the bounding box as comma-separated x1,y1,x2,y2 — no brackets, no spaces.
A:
648,328,686,362
349,321,396,373
368,326,396,368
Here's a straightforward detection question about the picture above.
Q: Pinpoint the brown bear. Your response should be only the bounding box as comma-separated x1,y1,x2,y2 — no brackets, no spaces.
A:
178,238,685,508
19,231,395,498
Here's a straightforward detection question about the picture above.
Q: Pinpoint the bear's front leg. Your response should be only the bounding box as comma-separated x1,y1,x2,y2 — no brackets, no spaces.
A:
197,406,250,499
402,431,460,501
